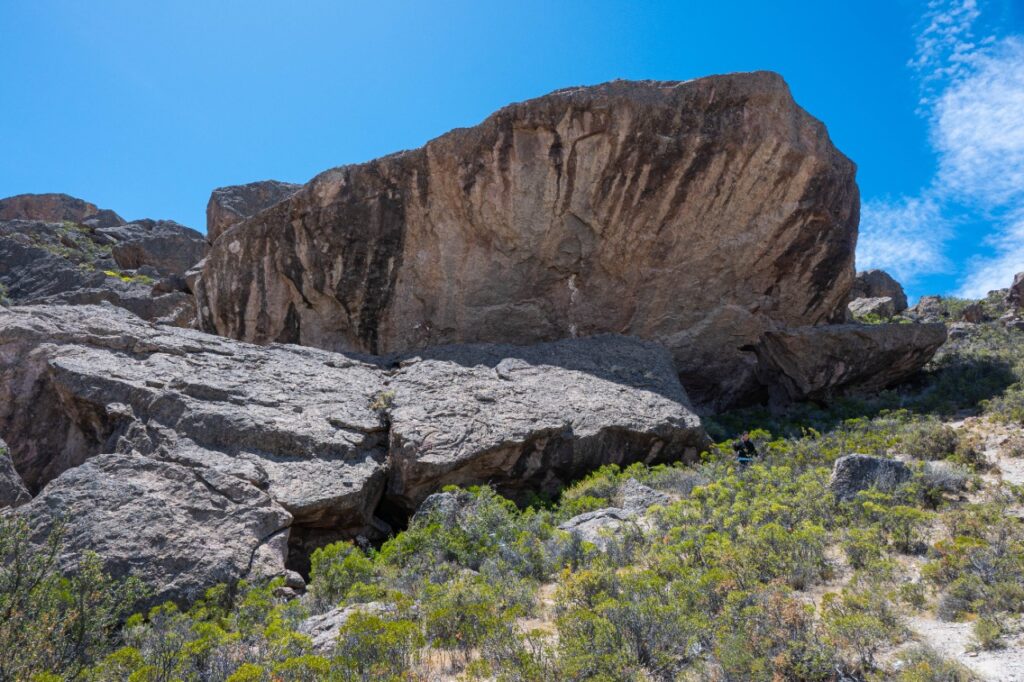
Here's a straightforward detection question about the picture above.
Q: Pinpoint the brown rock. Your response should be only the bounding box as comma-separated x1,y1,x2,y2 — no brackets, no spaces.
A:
206,180,302,243
0,193,125,228
752,322,947,402
196,73,859,410
1007,272,1024,311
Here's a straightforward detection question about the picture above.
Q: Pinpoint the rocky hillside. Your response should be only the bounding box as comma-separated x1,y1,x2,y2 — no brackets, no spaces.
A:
0,71,999,681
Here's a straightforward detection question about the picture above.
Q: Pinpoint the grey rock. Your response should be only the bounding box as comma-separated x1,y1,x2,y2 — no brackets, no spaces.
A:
14,452,294,607
386,335,708,510
298,602,390,654
829,453,912,501
850,270,908,312
616,477,669,512
206,180,302,244
0,437,30,508
753,323,948,402
558,508,635,550
906,295,946,323
0,304,389,539
99,219,208,276
848,296,896,320
196,73,859,411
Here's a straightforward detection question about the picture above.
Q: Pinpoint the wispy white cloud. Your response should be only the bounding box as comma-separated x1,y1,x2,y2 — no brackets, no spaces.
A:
857,0,1024,295
858,196,953,281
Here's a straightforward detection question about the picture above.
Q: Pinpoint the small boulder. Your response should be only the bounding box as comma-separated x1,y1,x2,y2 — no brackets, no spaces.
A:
960,302,986,324
848,296,896,320
906,295,946,323
558,508,635,550
849,270,909,313
616,478,669,513
100,219,208,276
829,454,912,502
298,602,391,654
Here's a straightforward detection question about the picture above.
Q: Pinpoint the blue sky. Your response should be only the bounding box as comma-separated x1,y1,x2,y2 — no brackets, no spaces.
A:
1,1,1021,300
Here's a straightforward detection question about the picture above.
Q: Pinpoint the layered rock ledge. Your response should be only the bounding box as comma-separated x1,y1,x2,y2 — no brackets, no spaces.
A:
0,304,706,602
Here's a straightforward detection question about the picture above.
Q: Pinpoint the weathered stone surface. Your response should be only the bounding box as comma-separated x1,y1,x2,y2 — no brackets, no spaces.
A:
1007,272,1024,311
0,204,206,326
960,302,986,324
753,323,947,402
100,219,208,276
616,477,669,512
299,602,391,654
848,296,896,320
906,295,947,323
386,335,707,510
196,72,859,410
558,508,636,550
829,454,912,501
0,193,124,228
850,270,908,312
0,437,30,508
206,180,302,244
15,452,294,607
0,304,389,539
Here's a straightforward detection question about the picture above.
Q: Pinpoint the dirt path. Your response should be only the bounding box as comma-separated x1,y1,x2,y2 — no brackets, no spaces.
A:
904,417,1024,680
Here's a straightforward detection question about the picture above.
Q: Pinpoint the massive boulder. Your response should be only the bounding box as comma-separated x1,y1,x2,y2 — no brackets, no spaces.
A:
849,269,908,312
0,193,124,228
385,335,707,510
0,305,706,598
16,452,296,607
0,195,208,326
1007,272,1024,312
206,180,302,243
196,72,860,410
752,322,947,402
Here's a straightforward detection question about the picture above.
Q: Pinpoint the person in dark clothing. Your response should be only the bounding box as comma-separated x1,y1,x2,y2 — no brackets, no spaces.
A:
731,431,758,468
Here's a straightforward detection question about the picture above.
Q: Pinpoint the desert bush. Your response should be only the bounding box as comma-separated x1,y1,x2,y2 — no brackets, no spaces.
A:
0,517,145,681
971,616,1004,651
888,645,979,682
307,541,375,612
334,611,422,680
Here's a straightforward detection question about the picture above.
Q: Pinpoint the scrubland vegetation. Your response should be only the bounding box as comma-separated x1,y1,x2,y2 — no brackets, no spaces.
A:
4,320,1024,681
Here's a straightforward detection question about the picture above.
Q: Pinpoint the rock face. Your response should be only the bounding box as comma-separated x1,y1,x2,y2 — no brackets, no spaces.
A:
0,193,125,228
1007,272,1024,311
386,335,706,510
206,180,302,243
0,437,30,508
299,603,390,654
0,305,706,600
906,295,946,323
848,296,895,320
0,196,208,327
753,323,947,402
849,270,908,312
196,72,860,410
17,453,295,607
829,454,912,502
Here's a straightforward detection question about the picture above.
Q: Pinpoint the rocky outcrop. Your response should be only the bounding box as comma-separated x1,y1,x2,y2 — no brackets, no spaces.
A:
753,323,947,403
559,508,636,550
0,437,30,508
848,296,895,320
196,72,860,410
850,270,908,312
0,305,705,599
829,454,912,501
101,219,208,276
0,196,208,326
0,193,125,228
386,335,706,510
16,453,296,607
206,180,302,243
906,296,946,323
